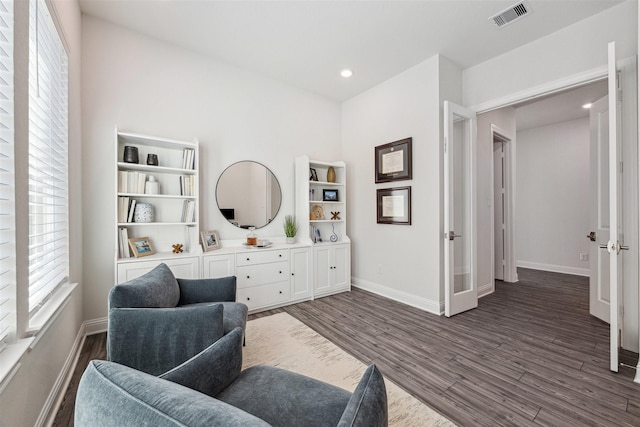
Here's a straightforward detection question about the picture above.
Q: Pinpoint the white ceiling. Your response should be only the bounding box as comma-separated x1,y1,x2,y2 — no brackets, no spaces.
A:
515,79,609,131
79,0,623,102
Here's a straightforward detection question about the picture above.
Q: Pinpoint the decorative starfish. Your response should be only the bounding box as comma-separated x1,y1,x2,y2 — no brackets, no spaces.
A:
172,243,184,253
331,211,340,220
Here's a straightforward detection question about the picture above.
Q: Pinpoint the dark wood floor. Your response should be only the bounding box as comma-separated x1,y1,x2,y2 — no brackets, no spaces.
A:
54,268,640,426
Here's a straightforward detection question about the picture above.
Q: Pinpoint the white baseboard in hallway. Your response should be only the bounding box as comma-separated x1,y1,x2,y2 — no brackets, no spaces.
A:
516,261,589,277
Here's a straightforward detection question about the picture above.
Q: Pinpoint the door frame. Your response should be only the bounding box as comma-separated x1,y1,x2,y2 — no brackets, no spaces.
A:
489,125,518,292
469,58,638,377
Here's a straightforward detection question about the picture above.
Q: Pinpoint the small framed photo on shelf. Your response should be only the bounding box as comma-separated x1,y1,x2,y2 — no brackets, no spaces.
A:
375,137,412,183
377,186,411,225
128,236,156,257
323,189,339,202
201,230,221,251
310,168,318,181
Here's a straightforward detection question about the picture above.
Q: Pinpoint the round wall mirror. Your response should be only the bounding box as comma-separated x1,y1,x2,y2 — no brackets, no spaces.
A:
215,161,282,229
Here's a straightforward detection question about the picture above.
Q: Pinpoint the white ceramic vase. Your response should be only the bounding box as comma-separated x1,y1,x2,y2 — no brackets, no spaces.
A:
134,202,154,223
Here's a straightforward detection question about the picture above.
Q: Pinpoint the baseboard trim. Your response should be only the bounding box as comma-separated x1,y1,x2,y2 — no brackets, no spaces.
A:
478,282,494,298
352,277,443,315
36,322,86,427
84,317,108,335
517,261,589,277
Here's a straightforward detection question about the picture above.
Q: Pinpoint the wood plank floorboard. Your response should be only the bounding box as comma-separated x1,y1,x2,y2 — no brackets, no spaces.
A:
53,268,640,427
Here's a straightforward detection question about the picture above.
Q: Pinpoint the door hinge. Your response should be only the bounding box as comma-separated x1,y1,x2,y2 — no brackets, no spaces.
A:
620,305,624,318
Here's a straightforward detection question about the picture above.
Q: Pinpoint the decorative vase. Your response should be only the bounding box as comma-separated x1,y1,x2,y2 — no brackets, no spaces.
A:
133,202,154,223
123,146,139,164
326,166,336,183
146,153,159,166
286,237,296,244
145,176,159,195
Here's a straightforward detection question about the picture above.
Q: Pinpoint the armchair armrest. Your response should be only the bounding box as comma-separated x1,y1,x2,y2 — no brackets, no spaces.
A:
107,304,224,376
177,276,237,305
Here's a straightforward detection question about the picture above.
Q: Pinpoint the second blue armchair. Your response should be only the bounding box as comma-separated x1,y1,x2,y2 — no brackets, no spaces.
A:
107,263,248,375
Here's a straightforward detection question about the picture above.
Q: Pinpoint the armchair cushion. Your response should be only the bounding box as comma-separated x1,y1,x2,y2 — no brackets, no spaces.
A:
109,263,180,309
76,359,270,427
108,304,224,376
178,276,236,304
217,365,352,427
160,327,243,397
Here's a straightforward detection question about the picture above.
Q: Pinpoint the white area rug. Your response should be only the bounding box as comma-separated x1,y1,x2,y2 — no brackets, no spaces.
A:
243,312,455,427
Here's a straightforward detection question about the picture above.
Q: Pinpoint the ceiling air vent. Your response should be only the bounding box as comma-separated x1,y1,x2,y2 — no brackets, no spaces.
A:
489,1,532,29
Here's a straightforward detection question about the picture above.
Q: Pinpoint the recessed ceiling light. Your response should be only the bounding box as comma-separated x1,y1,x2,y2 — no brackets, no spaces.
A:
340,69,353,78
582,103,593,109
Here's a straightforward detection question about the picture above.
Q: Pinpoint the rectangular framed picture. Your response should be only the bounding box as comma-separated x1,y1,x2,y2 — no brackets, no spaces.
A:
201,229,221,251
323,189,339,201
310,168,318,181
375,137,412,183
128,236,156,257
377,186,411,225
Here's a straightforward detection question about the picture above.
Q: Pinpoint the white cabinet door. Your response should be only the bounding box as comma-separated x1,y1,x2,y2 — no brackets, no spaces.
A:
313,246,332,294
291,247,312,300
202,253,235,279
332,244,350,290
117,257,200,283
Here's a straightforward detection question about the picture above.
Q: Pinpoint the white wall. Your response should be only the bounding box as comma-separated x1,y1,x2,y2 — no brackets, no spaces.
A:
515,118,590,276
0,1,84,426
476,107,516,293
464,1,637,109
341,55,461,313
81,16,342,321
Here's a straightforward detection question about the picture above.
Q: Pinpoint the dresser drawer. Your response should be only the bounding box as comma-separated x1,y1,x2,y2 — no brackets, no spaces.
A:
236,262,290,288
236,249,289,266
237,282,291,311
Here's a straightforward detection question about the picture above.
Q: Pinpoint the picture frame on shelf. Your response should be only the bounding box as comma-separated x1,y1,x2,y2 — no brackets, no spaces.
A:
323,189,339,202
375,137,412,183
201,230,221,251
376,186,411,225
128,236,156,257
310,168,318,181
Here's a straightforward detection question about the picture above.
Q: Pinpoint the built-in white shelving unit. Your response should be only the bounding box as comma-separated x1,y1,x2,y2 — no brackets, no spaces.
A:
295,156,351,297
115,129,201,281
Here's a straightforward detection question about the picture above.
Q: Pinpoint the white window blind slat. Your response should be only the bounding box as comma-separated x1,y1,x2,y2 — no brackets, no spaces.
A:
0,0,13,346
28,0,69,314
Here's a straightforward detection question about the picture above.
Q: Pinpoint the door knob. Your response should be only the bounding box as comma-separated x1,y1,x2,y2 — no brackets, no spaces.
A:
587,231,596,241
448,231,462,241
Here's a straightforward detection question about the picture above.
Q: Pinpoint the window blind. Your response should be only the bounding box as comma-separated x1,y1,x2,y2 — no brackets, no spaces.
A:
28,0,68,314
0,0,14,345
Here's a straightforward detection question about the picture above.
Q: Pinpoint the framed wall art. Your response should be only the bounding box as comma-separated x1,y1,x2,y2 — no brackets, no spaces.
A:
375,137,412,183
376,186,411,225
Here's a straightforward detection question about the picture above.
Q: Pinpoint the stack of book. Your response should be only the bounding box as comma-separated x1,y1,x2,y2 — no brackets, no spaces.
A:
182,148,195,170
118,227,131,258
117,197,138,223
181,200,196,223
179,175,196,196
118,171,147,194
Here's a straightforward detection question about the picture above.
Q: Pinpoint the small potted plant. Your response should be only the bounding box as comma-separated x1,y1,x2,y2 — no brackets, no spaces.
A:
284,215,298,244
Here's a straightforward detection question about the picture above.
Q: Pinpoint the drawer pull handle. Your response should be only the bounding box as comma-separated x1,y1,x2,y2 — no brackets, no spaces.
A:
279,271,282,274
246,276,250,279
279,291,282,294
246,297,250,301
291,273,294,276
279,254,282,257
246,258,250,261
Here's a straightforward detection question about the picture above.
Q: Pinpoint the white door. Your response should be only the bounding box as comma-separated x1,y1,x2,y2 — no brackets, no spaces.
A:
588,95,611,323
444,101,477,317
493,140,505,281
606,42,623,373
